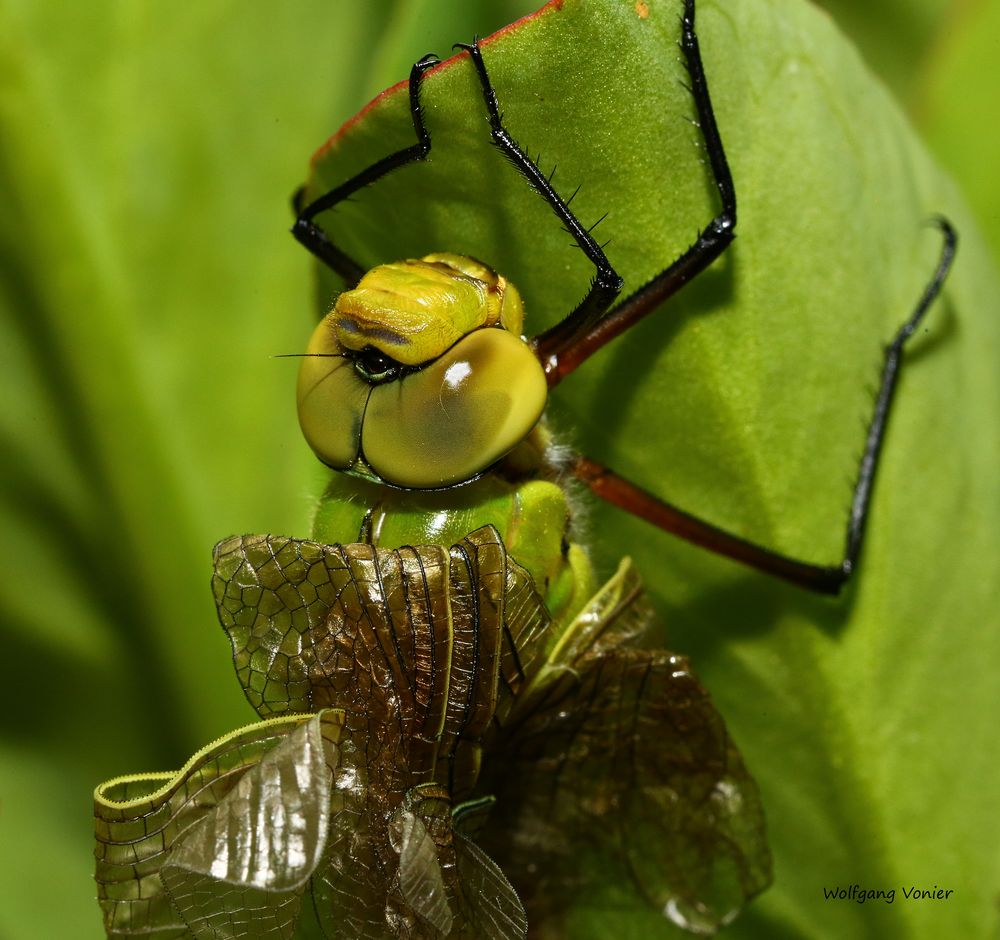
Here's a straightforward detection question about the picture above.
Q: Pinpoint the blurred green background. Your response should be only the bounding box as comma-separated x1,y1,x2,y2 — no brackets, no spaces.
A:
0,0,997,937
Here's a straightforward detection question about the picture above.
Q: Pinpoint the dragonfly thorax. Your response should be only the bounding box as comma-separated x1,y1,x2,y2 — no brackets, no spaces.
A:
297,253,548,490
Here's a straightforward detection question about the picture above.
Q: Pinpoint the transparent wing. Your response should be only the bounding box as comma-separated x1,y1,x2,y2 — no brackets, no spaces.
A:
212,534,359,717
211,528,549,718
480,562,771,936
303,782,527,940
387,785,527,940
452,831,528,940
301,802,393,940
211,530,538,940
94,710,343,939
393,808,454,936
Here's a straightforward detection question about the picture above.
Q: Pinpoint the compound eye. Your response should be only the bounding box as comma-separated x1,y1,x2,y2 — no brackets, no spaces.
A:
296,318,369,471
363,329,547,488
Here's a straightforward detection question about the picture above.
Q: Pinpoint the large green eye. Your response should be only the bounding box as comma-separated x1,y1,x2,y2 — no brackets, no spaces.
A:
297,316,547,489
363,328,547,488
296,320,370,471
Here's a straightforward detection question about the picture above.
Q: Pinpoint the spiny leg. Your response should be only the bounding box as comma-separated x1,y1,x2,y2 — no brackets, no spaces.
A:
291,54,440,288
545,0,736,385
452,39,624,379
576,219,958,595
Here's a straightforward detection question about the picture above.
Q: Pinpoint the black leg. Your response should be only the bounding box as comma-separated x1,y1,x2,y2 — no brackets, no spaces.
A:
291,54,440,288
544,0,736,386
453,40,624,377
575,219,958,595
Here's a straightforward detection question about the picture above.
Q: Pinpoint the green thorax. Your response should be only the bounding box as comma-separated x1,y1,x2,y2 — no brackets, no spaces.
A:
311,431,596,631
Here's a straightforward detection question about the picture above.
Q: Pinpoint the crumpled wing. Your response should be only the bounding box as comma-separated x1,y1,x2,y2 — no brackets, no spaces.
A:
212,535,355,718
302,798,395,940
452,831,528,940
393,807,454,936
212,528,551,803
306,784,458,940
209,528,545,939
302,783,527,940
94,710,344,939
387,786,527,940
211,528,550,728
479,560,771,936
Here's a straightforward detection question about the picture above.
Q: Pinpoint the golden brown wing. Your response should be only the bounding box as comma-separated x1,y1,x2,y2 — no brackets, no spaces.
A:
477,560,771,936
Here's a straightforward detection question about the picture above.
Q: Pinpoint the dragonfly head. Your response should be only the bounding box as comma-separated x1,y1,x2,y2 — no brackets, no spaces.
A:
297,253,548,488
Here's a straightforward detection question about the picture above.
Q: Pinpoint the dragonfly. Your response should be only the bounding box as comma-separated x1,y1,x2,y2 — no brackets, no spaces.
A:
93,1,955,937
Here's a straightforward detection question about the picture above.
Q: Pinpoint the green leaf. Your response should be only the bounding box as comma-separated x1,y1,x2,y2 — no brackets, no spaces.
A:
303,1,1000,937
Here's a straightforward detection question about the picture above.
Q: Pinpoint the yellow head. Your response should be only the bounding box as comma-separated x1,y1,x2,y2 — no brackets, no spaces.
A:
297,253,547,488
